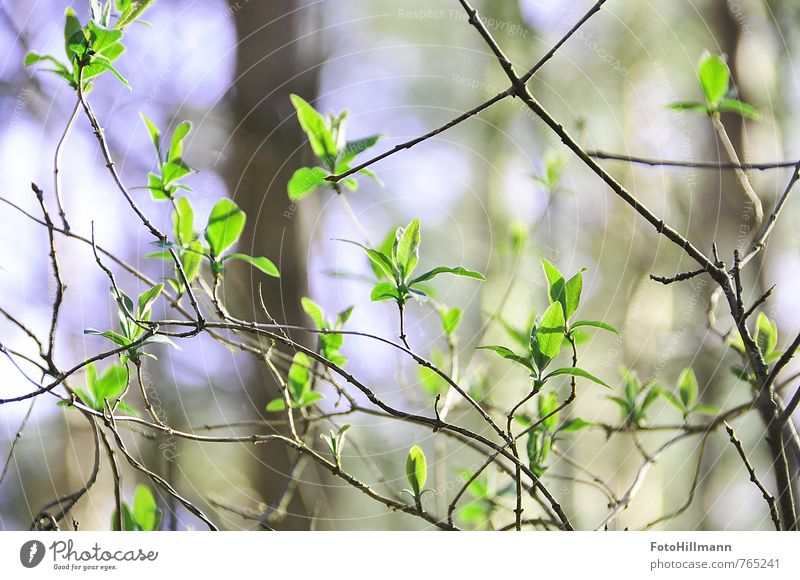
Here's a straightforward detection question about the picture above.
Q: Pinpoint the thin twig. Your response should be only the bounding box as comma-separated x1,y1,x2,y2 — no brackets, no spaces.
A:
723,421,781,530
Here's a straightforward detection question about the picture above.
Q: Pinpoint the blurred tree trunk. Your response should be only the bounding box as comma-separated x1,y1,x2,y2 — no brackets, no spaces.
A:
225,0,319,530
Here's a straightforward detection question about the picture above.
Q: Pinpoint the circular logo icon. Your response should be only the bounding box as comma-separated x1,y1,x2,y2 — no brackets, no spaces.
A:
20,540,46,568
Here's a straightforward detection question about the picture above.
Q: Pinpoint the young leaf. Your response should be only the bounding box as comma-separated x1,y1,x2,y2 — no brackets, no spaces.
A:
225,253,280,278
290,94,335,161
181,240,203,285
476,345,535,372
693,403,720,416
132,485,161,531
544,367,612,389
288,167,329,200
111,503,139,531
405,445,427,498
717,98,760,119
755,312,777,357
678,367,699,409
698,53,730,106
395,219,421,278
409,266,485,285
298,391,324,407
92,364,129,404
337,239,396,280
668,101,710,114
172,197,194,244
137,283,163,317
339,135,382,165
570,320,619,335
205,198,246,258
169,121,192,162
266,398,287,412
538,391,560,432
288,352,312,401
564,271,583,320
301,297,325,329
541,259,566,311
530,302,565,371
440,306,462,337
558,417,592,433
63,7,84,62
162,159,193,185
370,281,399,302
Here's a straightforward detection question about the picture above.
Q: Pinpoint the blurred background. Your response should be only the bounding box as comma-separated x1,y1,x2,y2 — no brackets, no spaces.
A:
1,0,800,530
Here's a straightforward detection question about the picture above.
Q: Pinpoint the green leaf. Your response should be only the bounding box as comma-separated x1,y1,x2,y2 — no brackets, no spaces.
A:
266,398,286,412
538,391,560,431
717,98,760,119
544,367,612,389
405,445,427,498
409,266,485,285
24,52,68,73
755,312,777,356
558,417,592,433
476,345,535,372
132,485,161,531
117,0,154,28
82,55,130,88
570,320,620,335
418,364,448,396
659,389,684,413
337,239,397,280
162,159,193,185
290,94,335,161
697,53,730,106
301,297,325,328
172,197,194,245
226,253,280,278
169,121,192,162
288,166,329,200
146,172,167,200
667,101,710,114
541,259,566,310
181,240,203,286
336,306,354,327
693,403,720,416
87,21,123,55
92,364,129,403
205,198,246,258
395,219,421,278
608,395,632,416
678,368,698,409
137,283,163,317
111,503,139,531
84,328,131,348
370,281,400,302
140,113,161,158
541,261,583,320
288,352,312,401
564,270,583,320
641,386,661,413
530,302,565,372
440,307,462,337
298,391,324,408
623,367,639,404
64,7,83,57
338,135,382,165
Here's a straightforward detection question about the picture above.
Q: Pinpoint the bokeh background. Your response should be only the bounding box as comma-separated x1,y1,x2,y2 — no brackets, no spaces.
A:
2,0,800,530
